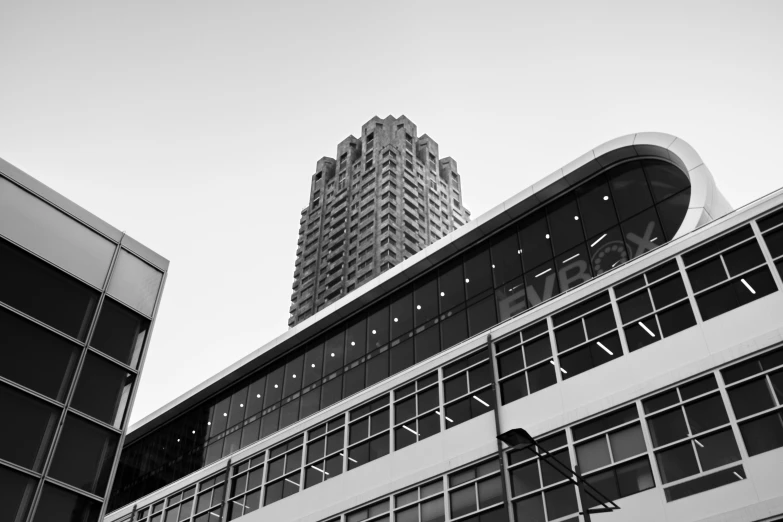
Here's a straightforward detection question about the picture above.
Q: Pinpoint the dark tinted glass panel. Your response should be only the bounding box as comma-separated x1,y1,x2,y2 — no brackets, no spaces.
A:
320,376,342,409
584,307,615,339
415,325,440,363
263,366,284,408
324,332,345,373
464,249,493,299
728,378,774,419
657,302,696,337
577,175,618,238
368,306,390,350
615,275,645,298
32,483,100,522
695,428,740,471
664,465,745,502
343,364,365,398
679,375,718,400
513,494,545,522
500,373,526,404
544,483,577,520
740,412,783,456
547,194,584,255
90,299,149,367
0,239,99,340
0,383,60,471
279,398,300,429
439,262,466,312
303,344,324,387
572,405,638,441
684,395,728,434
491,230,523,287
495,276,527,321
643,390,679,414
618,291,653,323
556,244,592,292
760,208,783,231
555,321,585,352
621,208,663,260
414,278,438,327
688,257,726,293
440,309,468,350
765,227,783,258
477,475,503,508
696,283,737,321
657,189,690,240
366,348,389,386
656,442,699,483
644,161,689,202
625,318,659,352
735,266,777,306
525,262,559,306
607,161,654,221
588,226,628,275
650,276,687,308
576,437,611,473
498,350,523,378
510,461,540,496
518,211,553,272
391,293,414,339
0,307,80,401
583,468,619,509
0,465,36,522
524,336,551,366
528,363,557,393
345,319,367,364
390,338,414,375
723,241,765,276
553,293,610,326
49,414,119,495
648,409,688,447
467,297,496,336
71,352,133,427
450,485,477,518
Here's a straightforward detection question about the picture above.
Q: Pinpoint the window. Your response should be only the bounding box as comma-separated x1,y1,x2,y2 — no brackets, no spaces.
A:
264,436,304,506
304,417,345,488
347,396,390,470
685,226,777,320
760,207,783,279
443,349,494,428
553,293,622,379
572,406,654,508
193,474,225,521
615,260,696,351
347,499,389,522
508,431,578,521
448,460,505,520
722,347,783,456
163,485,197,522
495,320,556,405
394,373,440,450
394,479,445,522
643,375,741,493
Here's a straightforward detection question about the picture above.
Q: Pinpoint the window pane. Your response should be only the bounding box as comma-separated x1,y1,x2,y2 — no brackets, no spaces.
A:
684,394,729,434
696,282,738,321
32,483,100,522
524,336,552,366
609,424,646,461
107,249,163,317
366,348,389,387
477,476,503,508
618,291,653,323
648,409,688,447
345,319,368,364
390,338,415,375
739,411,783,456
495,276,527,321
547,194,584,255
0,457,37,522
90,299,149,368
439,262,466,312
324,332,346,373
541,449,571,486
415,326,440,363
723,241,765,277
583,468,619,509
608,161,654,221
464,248,493,299
501,373,527,405
303,343,324,387
445,397,471,428
657,302,696,337
616,458,655,497
263,366,285,408
0,308,80,401
449,485,477,518
513,494,545,522
71,352,133,427
584,307,615,339
556,244,593,292
650,276,687,309
576,437,611,473
467,297,496,336
588,226,628,275
577,175,618,238
527,363,556,393
695,429,741,471
369,433,389,461
644,161,689,202
0,239,99,340
524,262,560,306
440,309,468,350
0,383,60,471
555,321,585,352
283,355,304,398
490,230,523,287
765,228,783,258
621,208,663,260
49,414,119,495
544,484,578,520
519,212,553,271
395,505,417,522
688,257,726,293
656,442,699,484
368,306,390,350
421,495,445,522
414,278,439,327
511,461,540,496
625,318,660,352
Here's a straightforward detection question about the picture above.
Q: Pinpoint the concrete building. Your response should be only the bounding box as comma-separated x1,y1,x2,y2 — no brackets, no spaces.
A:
0,158,168,522
107,133,783,522
289,115,471,328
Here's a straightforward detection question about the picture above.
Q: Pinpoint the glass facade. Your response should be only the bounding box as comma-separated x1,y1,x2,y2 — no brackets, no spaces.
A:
112,158,692,508
0,171,166,522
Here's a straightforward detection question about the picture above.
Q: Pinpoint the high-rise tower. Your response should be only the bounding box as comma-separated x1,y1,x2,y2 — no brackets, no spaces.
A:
288,115,471,327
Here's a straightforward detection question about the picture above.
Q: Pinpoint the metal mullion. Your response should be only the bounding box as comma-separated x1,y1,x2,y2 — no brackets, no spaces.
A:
25,238,123,522
751,219,783,292
342,411,350,474
546,316,564,383
676,255,703,324
0,299,87,347
635,401,663,495
0,375,66,409
0,459,43,480
713,370,751,461
67,407,124,434
608,286,629,356
43,474,105,503
84,345,139,375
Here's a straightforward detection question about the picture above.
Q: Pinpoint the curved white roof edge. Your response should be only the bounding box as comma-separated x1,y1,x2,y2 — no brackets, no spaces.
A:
127,132,730,438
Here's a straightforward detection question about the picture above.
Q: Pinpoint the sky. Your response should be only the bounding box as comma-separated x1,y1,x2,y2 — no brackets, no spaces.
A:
2,0,782,424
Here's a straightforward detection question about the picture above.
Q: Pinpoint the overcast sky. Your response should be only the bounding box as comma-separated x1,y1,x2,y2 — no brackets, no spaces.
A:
2,1,782,424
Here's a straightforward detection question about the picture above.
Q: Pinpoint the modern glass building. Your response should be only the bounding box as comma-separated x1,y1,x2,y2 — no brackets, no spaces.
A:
107,133,783,522
0,158,168,522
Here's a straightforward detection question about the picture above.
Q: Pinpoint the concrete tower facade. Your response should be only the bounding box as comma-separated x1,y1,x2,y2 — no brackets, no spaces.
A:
289,115,471,327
